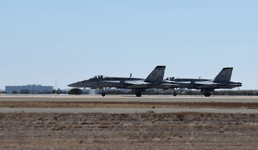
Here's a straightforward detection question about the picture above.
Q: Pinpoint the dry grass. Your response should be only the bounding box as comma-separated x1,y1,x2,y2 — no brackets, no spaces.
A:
0,112,258,149
1,101,258,109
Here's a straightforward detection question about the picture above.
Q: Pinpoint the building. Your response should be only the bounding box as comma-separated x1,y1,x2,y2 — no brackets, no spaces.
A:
19,89,30,94
5,84,54,94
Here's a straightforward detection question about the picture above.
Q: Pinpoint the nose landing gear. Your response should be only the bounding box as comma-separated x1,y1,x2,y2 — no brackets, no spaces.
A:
100,87,106,97
173,88,177,96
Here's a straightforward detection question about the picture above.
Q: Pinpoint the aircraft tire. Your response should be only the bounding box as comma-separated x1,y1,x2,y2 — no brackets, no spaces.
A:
101,93,105,97
136,92,142,97
173,93,177,96
204,92,211,97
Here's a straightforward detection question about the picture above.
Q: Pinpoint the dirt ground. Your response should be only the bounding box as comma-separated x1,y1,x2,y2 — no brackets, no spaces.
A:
1,112,258,149
1,101,258,109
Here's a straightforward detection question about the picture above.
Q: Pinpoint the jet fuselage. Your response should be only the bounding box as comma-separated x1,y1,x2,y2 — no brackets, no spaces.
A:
172,78,242,89
68,66,177,97
167,67,242,97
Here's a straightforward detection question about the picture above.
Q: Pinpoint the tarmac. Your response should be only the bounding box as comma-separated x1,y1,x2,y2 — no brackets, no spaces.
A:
1,94,258,113
1,108,258,114
1,94,258,102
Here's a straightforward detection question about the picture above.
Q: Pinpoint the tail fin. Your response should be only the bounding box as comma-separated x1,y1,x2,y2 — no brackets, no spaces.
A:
214,67,233,82
145,66,166,82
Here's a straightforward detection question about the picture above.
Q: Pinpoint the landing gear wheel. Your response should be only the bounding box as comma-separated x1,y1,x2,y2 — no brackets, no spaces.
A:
173,93,177,96
136,91,142,97
101,93,105,97
204,92,211,97
201,89,212,97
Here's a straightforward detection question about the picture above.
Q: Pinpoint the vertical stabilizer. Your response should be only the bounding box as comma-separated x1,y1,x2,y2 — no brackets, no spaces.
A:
214,67,233,82
145,66,166,82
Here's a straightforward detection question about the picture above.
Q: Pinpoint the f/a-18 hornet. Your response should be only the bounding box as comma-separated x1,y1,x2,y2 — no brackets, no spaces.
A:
166,67,242,97
68,66,176,97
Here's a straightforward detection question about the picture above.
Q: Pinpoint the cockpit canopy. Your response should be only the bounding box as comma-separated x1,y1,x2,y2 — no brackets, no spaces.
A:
165,77,175,81
90,75,108,80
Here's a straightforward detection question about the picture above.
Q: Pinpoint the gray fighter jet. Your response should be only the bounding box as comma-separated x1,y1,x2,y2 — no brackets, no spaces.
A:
68,66,176,97
166,67,242,97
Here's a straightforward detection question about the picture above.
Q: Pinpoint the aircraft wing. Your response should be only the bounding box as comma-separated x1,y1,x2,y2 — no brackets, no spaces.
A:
100,80,150,88
194,81,219,88
158,83,179,88
194,81,218,85
101,81,121,84
124,80,150,85
177,81,191,84
125,81,179,89
101,80,177,89
124,80,150,88
174,81,220,89
101,80,148,85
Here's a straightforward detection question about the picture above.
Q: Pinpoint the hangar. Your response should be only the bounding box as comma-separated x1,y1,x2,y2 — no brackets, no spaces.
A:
5,84,53,94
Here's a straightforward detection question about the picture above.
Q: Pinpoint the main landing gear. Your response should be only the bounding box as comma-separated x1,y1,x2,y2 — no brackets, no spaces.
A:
136,91,142,97
133,89,143,97
201,89,212,97
100,87,107,97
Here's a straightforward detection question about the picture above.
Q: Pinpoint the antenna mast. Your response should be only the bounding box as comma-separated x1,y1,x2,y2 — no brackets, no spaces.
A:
55,80,57,90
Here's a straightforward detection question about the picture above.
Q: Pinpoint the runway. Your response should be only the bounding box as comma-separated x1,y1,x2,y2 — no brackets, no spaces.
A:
1,108,258,114
1,94,258,102
1,95,258,113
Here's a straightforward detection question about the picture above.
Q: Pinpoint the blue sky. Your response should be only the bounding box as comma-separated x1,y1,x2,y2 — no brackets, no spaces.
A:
0,0,257,90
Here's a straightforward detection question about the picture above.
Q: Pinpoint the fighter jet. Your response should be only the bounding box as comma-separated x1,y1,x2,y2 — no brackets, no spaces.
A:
166,67,242,97
68,66,176,97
